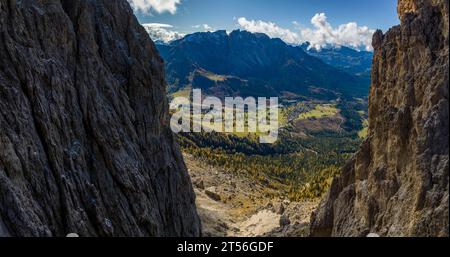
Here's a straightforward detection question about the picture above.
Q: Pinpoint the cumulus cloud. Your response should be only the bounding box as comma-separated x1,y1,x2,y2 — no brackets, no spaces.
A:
237,13,375,51
301,13,375,51
192,24,213,32
128,0,182,14
237,17,300,45
142,23,185,43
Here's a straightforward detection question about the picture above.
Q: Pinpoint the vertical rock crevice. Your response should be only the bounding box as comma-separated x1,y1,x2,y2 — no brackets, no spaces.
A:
310,0,449,237
0,0,201,237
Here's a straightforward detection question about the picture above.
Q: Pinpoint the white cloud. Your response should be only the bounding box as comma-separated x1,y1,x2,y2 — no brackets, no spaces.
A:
237,14,375,51
237,17,300,45
142,23,185,43
128,0,182,14
301,13,375,51
292,21,301,27
144,23,174,28
192,24,213,32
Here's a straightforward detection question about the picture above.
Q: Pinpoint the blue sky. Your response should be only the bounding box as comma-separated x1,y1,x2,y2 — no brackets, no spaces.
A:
129,0,399,50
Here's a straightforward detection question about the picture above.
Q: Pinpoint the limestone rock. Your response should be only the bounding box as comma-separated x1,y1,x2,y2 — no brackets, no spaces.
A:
205,187,221,202
0,0,200,237
193,178,205,190
280,215,291,227
310,0,449,237
272,202,285,215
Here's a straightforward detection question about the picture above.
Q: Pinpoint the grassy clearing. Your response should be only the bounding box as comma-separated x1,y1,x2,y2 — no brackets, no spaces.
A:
279,107,289,127
358,119,369,138
197,70,228,82
178,106,279,139
298,104,339,120
171,86,192,98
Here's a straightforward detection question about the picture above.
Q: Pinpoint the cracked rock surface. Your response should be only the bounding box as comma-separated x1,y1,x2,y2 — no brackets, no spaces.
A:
310,0,449,237
0,0,200,237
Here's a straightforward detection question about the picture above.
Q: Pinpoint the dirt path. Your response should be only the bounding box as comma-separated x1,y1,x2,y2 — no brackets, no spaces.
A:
184,154,318,237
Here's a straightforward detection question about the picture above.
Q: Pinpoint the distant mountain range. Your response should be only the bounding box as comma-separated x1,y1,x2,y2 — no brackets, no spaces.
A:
301,43,373,87
156,30,371,100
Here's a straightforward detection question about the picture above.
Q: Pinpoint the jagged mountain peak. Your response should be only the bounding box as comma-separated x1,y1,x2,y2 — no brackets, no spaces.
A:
158,29,368,99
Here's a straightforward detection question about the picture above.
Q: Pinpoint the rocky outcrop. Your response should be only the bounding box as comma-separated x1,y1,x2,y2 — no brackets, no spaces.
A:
310,0,449,237
0,0,200,236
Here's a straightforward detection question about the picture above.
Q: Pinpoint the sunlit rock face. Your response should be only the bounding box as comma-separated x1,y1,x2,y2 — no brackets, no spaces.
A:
310,0,449,237
0,0,200,236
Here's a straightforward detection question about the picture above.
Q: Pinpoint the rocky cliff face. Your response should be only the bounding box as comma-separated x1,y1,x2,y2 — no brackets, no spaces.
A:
0,0,200,236
310,0,449,237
